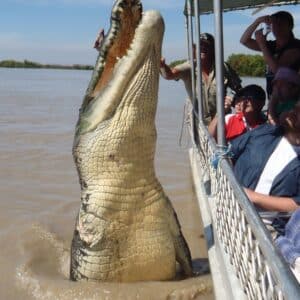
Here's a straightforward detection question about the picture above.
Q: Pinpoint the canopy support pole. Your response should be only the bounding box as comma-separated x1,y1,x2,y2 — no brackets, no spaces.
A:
186,0,196,111
194,0,203,122
213,0,226,146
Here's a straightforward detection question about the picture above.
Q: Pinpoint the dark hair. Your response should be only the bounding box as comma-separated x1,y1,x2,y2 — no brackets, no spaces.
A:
233,84,266,106
200,33,214,47
271,11,294,29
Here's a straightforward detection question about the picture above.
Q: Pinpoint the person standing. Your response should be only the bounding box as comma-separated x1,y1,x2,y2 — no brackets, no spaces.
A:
160,33,242,125
240,11,300,97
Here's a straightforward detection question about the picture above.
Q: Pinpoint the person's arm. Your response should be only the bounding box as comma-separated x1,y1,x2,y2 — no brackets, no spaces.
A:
268,98,279,125
244,188,300,211
208,115,218,140
255,29,278,73
208,97,232,140
240,15,270,51
160,58,182,80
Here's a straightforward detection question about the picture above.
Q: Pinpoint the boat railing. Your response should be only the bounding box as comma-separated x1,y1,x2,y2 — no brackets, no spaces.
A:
186,99,300,299
183,1,300,298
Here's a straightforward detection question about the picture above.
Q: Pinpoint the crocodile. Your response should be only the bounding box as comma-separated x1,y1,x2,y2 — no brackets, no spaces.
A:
70,0,193,282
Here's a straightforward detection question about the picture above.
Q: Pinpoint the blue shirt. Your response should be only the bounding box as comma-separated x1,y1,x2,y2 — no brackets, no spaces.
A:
231,124,300,204
276,208,300,265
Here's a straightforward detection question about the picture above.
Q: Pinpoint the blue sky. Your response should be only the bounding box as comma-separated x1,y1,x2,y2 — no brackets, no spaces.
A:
1,1,300,65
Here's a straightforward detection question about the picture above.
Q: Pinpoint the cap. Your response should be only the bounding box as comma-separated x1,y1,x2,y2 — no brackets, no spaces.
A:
273,67,300,86
232,84,266,106
271,11,294,29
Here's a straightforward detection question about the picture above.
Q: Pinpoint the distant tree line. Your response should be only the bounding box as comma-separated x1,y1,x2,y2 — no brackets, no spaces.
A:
0,54,265,76
170,54,266,77
227,54,266,77
0,59,93,70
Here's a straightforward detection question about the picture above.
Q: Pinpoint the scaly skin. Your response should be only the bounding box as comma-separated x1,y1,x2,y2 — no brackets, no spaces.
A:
70,0,193,282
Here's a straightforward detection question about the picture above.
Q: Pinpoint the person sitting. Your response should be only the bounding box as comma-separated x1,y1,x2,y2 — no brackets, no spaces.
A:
230,102,300,235
160,33,242,125
208,84,267,141
275,208,300,283
269,67,300,124
240,11,300,97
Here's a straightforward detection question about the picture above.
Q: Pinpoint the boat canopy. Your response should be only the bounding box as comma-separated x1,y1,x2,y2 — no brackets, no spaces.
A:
184,0,300,15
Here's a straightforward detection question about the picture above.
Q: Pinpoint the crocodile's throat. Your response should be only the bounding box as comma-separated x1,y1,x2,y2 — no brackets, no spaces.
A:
89,0,142,99
75,0,164,139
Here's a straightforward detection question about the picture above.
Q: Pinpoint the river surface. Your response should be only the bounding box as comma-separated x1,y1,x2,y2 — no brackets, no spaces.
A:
0,68,264,299
0,67,227,300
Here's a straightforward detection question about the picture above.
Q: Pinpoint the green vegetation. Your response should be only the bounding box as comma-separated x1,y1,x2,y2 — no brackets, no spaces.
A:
170,54,266,77
227,54,266,77
169,59,186,68
1,54,266,76
0,59,93,70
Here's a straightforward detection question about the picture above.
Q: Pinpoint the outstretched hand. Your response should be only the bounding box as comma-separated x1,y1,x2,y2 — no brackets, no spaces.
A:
160,58,174,79
224,95,233,114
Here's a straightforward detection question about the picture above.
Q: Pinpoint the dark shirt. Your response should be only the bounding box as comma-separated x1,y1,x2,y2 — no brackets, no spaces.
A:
231,124,300,204
231,124,300,234
265,34,300,96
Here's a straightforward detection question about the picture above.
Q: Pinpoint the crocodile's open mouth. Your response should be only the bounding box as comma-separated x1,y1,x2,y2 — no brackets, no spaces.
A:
88,0,142,100
75,0,164,137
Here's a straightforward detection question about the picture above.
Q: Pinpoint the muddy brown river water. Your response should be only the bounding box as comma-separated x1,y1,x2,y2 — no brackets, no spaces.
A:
0,68,222,299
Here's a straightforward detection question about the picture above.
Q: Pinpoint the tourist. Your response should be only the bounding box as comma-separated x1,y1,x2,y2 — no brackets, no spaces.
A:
240,11,300,97
230,102,300,235
208,84,267,141
160,33,242,125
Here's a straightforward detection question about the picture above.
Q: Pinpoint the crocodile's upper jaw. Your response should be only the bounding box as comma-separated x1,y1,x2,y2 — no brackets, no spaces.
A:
75,0,164,138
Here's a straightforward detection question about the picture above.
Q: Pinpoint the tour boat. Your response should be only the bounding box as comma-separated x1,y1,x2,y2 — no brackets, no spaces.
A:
184,1,300,299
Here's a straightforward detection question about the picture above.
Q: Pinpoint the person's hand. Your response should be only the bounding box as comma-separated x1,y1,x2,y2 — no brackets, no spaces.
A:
255,29,267,48
224,96,233,114
267,111,276,125
255,15,271,26
160,58,167,68
160,58,174,79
